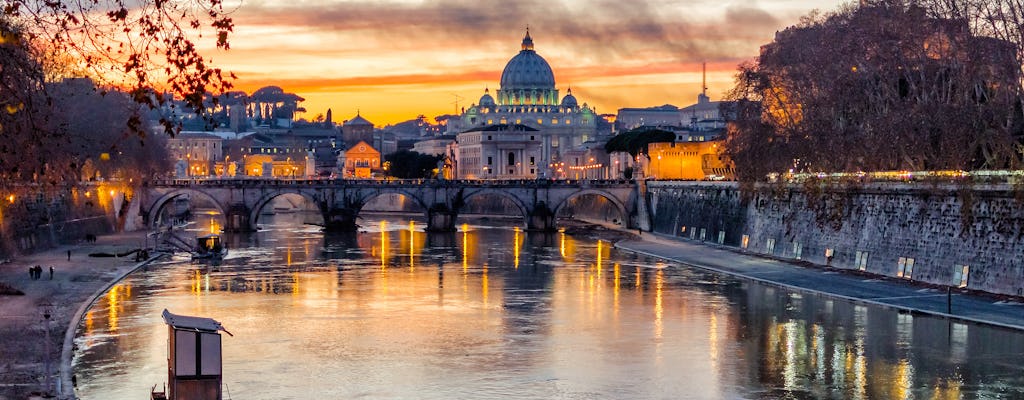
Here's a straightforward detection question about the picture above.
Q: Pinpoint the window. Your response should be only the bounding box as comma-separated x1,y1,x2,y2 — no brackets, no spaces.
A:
508,152,515,166
487,156,492,165
529,156,535,166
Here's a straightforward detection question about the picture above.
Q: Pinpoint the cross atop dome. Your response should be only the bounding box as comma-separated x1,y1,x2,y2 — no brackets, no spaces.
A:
521,27,534,51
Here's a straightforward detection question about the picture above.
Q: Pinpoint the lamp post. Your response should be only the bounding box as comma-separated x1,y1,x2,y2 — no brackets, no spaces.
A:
40,303,54,397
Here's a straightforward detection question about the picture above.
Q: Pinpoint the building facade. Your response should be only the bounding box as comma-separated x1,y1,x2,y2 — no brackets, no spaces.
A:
344,141,381,178
456,124,541,180
167,132,224,177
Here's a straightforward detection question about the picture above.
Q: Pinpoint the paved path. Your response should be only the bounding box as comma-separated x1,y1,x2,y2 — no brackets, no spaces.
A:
0,231,154,400
616,233,1024,331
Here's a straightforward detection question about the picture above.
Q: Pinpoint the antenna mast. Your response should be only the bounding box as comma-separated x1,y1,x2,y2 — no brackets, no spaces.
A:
451,93,464,114
702,62,707,96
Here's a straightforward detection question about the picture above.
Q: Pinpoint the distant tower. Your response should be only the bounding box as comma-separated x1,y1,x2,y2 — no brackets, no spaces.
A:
698,62,710,105
325,108,333,127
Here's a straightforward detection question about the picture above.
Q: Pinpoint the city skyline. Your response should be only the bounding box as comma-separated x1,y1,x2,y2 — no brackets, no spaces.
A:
213,0,846,125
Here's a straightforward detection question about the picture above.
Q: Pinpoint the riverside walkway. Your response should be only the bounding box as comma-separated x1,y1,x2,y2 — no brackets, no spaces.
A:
0,231,153,400
616,233,1024,331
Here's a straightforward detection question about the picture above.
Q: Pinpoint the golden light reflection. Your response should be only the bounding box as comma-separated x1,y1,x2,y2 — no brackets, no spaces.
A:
461,224,469,274
192,270,201,295
709,313,719,371
560,231,566,258
408,220,415,270
106,285,120,332
85,311,94,335
596,240,603,279
854,338,867,399
654,269,663,339
513,227,520,269
893,359,914,400
292,271,300,298
482,263,489,307
931,378,963,399
380,220,389,269
286,247,293,266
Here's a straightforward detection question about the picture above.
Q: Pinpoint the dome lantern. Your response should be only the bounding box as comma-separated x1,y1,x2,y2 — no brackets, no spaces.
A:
522,28,534,51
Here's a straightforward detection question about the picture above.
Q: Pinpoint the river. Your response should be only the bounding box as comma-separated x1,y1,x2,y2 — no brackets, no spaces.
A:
71,214,1024,399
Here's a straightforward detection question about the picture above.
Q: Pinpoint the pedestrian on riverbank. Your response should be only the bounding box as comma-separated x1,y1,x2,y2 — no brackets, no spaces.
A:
67,250,71,261
28,266,33,280
49,266,54,280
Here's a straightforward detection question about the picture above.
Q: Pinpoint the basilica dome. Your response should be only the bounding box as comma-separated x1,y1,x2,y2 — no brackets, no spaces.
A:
479,88,496,107
497,30,558,106
561,88,578,108
500,35,555,90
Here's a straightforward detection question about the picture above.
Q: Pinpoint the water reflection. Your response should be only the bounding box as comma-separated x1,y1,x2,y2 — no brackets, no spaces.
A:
72,215,1024,399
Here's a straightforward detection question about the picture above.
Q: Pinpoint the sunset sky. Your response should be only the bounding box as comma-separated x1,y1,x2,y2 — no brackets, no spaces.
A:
213,0,848,126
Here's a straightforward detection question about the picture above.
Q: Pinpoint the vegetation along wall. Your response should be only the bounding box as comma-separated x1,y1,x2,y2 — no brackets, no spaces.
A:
648,181,1024,297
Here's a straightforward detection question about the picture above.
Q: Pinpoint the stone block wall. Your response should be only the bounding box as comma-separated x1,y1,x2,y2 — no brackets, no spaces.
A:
648,181,1024,297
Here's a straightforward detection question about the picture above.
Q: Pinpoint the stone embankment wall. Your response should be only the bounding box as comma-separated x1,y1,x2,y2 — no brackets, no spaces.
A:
0,187,126,259
648,181,1024,297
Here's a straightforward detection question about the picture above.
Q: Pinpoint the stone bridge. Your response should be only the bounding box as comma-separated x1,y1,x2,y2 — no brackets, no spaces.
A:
137,178,645,232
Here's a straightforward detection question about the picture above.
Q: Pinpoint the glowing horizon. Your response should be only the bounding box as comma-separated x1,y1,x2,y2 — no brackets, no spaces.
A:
206,0,846,126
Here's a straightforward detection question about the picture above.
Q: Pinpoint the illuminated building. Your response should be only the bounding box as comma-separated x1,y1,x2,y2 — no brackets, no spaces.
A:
167,132,223,177
344,141,381,178
456,124,541,179
448,30,601,178
646,140,734,180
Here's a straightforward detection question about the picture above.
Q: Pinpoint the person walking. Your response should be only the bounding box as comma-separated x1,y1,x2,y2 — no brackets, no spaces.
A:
28,266,33,280
49,266,54,280
67,250,71,261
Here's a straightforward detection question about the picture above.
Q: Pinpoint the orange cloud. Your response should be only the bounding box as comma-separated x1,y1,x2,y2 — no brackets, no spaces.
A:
206,0,845,125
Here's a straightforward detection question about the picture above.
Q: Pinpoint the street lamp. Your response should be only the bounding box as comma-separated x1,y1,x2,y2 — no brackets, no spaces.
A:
40,303,54,396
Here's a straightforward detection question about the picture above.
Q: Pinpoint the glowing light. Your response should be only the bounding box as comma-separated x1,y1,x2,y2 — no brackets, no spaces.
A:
560,231,566,258
462,224,468,273
513,226,520,269
6,194,12,203
106,285,120,332
380,220,389,269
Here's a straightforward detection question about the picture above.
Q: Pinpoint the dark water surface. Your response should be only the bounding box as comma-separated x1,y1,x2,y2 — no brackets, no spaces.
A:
72,215,1024,399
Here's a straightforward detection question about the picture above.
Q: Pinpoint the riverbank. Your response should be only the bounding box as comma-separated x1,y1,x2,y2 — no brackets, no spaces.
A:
616,231,1024,331
0,231,154,400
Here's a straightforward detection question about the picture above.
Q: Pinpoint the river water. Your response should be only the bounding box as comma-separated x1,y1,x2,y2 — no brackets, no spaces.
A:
72,214,1024,399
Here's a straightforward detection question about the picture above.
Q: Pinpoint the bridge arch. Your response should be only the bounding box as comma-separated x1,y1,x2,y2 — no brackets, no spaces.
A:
147,188,228,228
461,188,530,222
553,189,628,224
356,188,430,214
248,189,326,227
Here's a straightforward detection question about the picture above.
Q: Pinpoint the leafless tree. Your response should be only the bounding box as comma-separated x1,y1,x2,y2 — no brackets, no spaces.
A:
726,0,1023,181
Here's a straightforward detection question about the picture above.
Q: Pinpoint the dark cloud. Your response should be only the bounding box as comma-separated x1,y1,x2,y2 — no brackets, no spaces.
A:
724,5,781,29
235,0,783,63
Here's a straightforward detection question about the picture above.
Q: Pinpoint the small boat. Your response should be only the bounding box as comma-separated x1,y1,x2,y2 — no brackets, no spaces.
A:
192,233,228,261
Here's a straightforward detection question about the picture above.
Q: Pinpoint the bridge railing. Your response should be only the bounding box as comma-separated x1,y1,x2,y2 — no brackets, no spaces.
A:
149,178,638,188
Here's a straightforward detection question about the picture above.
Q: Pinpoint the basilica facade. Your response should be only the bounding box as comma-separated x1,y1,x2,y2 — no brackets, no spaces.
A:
451,30,599,179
